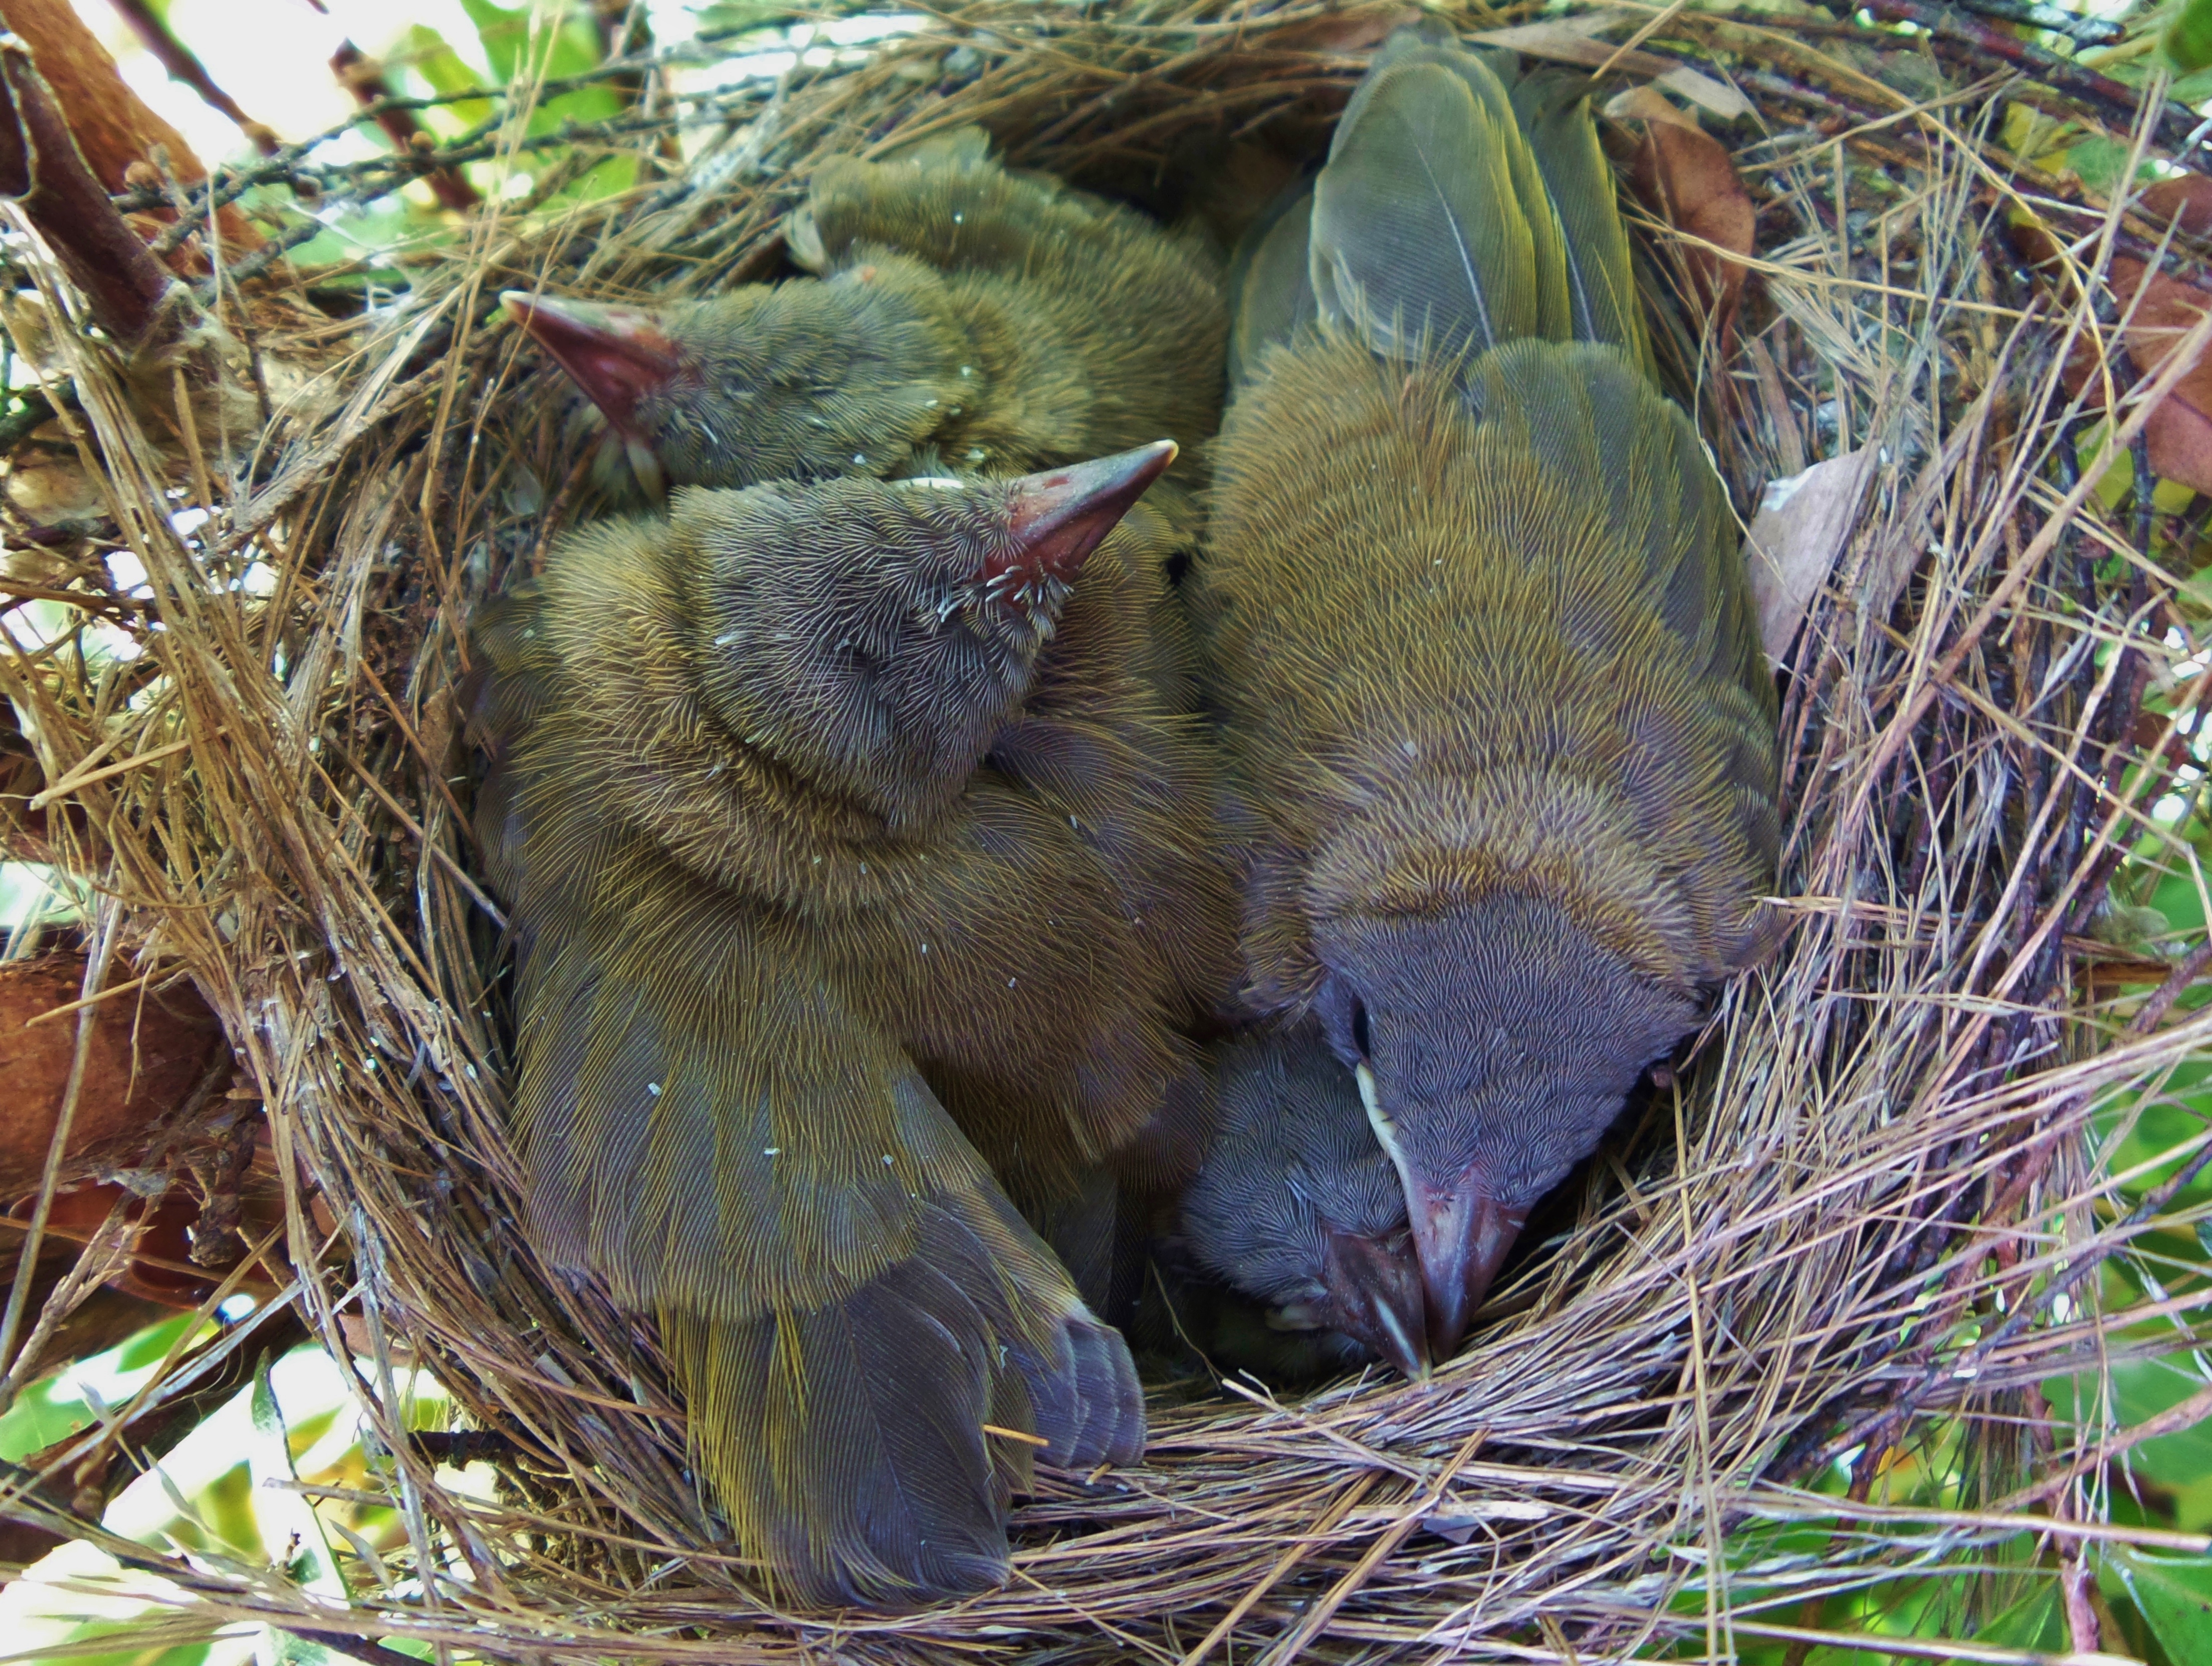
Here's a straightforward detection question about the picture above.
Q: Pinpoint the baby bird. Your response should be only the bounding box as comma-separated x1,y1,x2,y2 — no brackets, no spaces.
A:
468,443,1230,1607
503,127,1226,498
1197,31,1781,1360
1172,1021,1428,1381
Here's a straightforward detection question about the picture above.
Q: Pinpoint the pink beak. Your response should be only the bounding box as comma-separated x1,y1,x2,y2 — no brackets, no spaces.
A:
1319,1228,1431,1380
501,290,685,440
1409,1183,1527,1359
992,441,1177,587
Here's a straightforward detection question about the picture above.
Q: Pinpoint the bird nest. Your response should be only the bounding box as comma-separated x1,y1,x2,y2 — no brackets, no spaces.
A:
3,1,2207,1658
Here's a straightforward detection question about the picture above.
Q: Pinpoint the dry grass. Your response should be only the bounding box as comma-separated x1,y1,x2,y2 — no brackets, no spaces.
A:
0,2,2207,1659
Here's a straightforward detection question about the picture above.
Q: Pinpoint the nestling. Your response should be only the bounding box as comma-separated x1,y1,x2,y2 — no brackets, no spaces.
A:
1197,29,1782,1360
467,443,1232,1606
1172,1021,1428,1381
504,127,1226,499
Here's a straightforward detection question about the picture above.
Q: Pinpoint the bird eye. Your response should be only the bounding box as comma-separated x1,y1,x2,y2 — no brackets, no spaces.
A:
1350,998,1372,1059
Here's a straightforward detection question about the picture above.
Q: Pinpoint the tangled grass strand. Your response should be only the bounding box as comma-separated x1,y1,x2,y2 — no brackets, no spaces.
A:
0,4,2206,1659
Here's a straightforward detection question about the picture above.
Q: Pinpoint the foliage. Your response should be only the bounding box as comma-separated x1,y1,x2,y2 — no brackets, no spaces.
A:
6,1,2212,1662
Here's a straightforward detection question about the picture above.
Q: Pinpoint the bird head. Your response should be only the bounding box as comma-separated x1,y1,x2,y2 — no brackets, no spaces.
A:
1181,1024,1430,1381
1309,893,1701,1358
675,441,1176,830
502,272,961,495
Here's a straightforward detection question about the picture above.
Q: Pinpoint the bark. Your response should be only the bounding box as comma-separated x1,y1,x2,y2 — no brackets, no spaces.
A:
0,0,262,254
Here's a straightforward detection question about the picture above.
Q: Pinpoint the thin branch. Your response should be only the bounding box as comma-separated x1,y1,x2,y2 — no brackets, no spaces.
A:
329,40,480,213
100,0,279,155
0,32,189,351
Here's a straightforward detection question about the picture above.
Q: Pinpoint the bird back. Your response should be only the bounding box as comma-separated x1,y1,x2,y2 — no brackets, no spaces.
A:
1205,34,1780,1000
799,138,1229,479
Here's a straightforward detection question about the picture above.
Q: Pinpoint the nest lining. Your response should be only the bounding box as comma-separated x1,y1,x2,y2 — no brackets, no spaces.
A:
2,2,2208,1659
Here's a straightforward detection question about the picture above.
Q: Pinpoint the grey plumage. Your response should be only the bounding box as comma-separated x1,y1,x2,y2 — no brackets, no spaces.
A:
1175,1022,1427,1380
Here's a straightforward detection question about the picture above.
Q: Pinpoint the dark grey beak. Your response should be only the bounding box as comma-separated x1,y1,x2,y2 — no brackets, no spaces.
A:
1318,1227,1431,1380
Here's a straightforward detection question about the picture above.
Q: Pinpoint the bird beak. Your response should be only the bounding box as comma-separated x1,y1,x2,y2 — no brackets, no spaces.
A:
501,291,686,444
1356,1062,1525,1359
992,440,1177,587
1408,1184,1525,1360
1319,1229,1431,1381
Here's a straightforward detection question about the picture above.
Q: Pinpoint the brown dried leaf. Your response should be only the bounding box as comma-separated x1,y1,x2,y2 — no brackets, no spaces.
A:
1264,4,1423,55
0,952,227,1197
1619,117,1756,348
1472,21,1751,118
2012,178,2212,494
2112,262,2212,492
1745,445,1880,668
1604,85,1702,131
2140,173,2212,237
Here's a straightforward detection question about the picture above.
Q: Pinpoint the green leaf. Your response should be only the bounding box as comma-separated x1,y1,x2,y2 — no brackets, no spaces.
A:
2170,0,2212,75
395,25,495,131
249,1361,351,1666
2114,1549,2212,1661
2050,1354,2212,1485
458,0,526,87
458,0,606,90
115,1314,195,1372
1976,1583,2064,1650
248,1359,343,1594
2069,133,2163,193
277,201,461,274
0,1375,93,1463
0,1314,201,1463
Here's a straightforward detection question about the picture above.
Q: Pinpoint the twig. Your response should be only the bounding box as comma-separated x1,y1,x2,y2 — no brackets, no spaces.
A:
1946,0,2121,47
2000,1381,2212,1513
1854,0,2198,155
358,658,478,853
1178,1471,1379,1666
20,964,155,1025
1813,1135,2212,1472
0,33,188,351
27,732,201,808
1256,1430,1487,1664
101,0,279,154
2121,936,2212,1036
338,747,507,930
330,41,480,213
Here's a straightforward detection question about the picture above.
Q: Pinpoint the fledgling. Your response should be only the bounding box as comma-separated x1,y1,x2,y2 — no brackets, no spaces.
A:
1196,30,1782,1359
502,127,1226,500
467,444,1235,1607
1170,1021,1428,1381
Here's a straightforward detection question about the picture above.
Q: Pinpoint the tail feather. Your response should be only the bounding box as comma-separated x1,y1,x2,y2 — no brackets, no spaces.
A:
666,1179,1141,1608
662,1245,1013,1609
1309,55,1549,361
1227,186,1317,389
1235,32,1652,383
1509,69,1651,369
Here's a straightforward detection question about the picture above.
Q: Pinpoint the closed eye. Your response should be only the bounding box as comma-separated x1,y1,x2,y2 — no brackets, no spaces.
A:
1350,998,1372,1059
